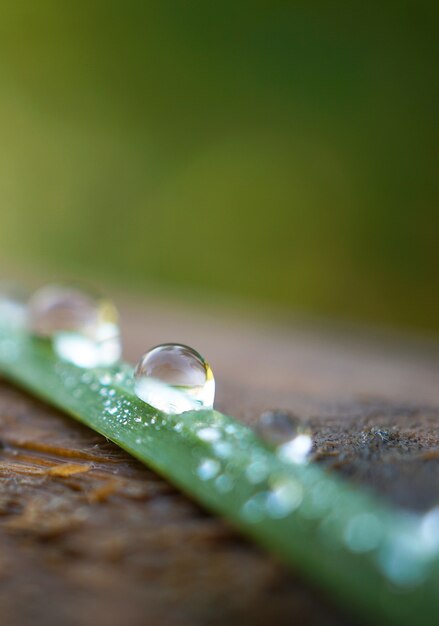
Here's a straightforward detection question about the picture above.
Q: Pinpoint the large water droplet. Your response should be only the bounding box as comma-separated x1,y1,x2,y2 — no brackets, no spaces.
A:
134,343,215,414
28,283,121,367
256,410,312,464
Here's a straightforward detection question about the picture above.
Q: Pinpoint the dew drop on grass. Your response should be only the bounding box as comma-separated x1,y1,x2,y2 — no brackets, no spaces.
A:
197,426,221,442
343,513,383,553
266,478,303,518
197,458,220,480
241,492,269,523
212,441,233,459
215,473,234,493
256,410,312,465
28,283,122,368
100,373,112,386
246,459,269,484
134,343,215,414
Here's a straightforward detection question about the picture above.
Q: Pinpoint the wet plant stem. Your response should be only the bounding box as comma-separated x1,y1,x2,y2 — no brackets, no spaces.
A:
0,323,438,626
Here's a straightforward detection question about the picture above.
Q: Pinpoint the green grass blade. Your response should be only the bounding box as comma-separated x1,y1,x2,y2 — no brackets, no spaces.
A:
0,324,438,626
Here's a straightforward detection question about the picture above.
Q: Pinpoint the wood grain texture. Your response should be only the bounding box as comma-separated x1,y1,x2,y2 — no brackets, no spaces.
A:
1,298,438,626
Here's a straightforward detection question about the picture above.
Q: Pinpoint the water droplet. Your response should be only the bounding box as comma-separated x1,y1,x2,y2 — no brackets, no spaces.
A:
300,479,337,519
256,410,305,446
419,507,439,554
225,424,237,435
241,492,269,523
215,473,234,493
245,459,269,484
197,458,220,480
134,344,214,414
212,441,233,459
344,513,383,553
28,283,121,368
256,411,312,465
197,427,220,443
378,531,430,588
277,434,313,465
99,373,112,386
266,478,303,518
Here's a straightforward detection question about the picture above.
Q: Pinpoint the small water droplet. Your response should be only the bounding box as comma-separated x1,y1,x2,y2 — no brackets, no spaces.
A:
100,373,112,386
378,530,431,588
241,492,269,523
256,410,309,446
419,507,439,554
197,458,220,480
107,406,118,415
277,434,313,465
266,478,303,518
28,283,121,368
344,513,383,553
197,427,220,443
245,459,269,484
215,474,234,493
212,441,233,459
134,344,215,414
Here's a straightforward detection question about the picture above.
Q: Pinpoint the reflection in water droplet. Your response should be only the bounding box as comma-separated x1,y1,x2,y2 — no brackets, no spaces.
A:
344,513,383,553
197,458,220,480
134,344,215,414
28,283,121,368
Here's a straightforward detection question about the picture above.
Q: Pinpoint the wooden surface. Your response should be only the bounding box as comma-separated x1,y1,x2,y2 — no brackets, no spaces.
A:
1,298,439,626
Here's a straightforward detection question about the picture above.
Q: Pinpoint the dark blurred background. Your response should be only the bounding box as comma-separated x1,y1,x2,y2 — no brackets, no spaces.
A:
0,2,437,333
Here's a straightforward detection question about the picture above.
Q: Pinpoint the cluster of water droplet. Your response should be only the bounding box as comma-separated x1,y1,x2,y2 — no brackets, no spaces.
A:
2,280,439,595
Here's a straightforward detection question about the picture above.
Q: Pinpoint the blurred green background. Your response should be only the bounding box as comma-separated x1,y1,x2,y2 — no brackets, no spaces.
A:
0,2,437,332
